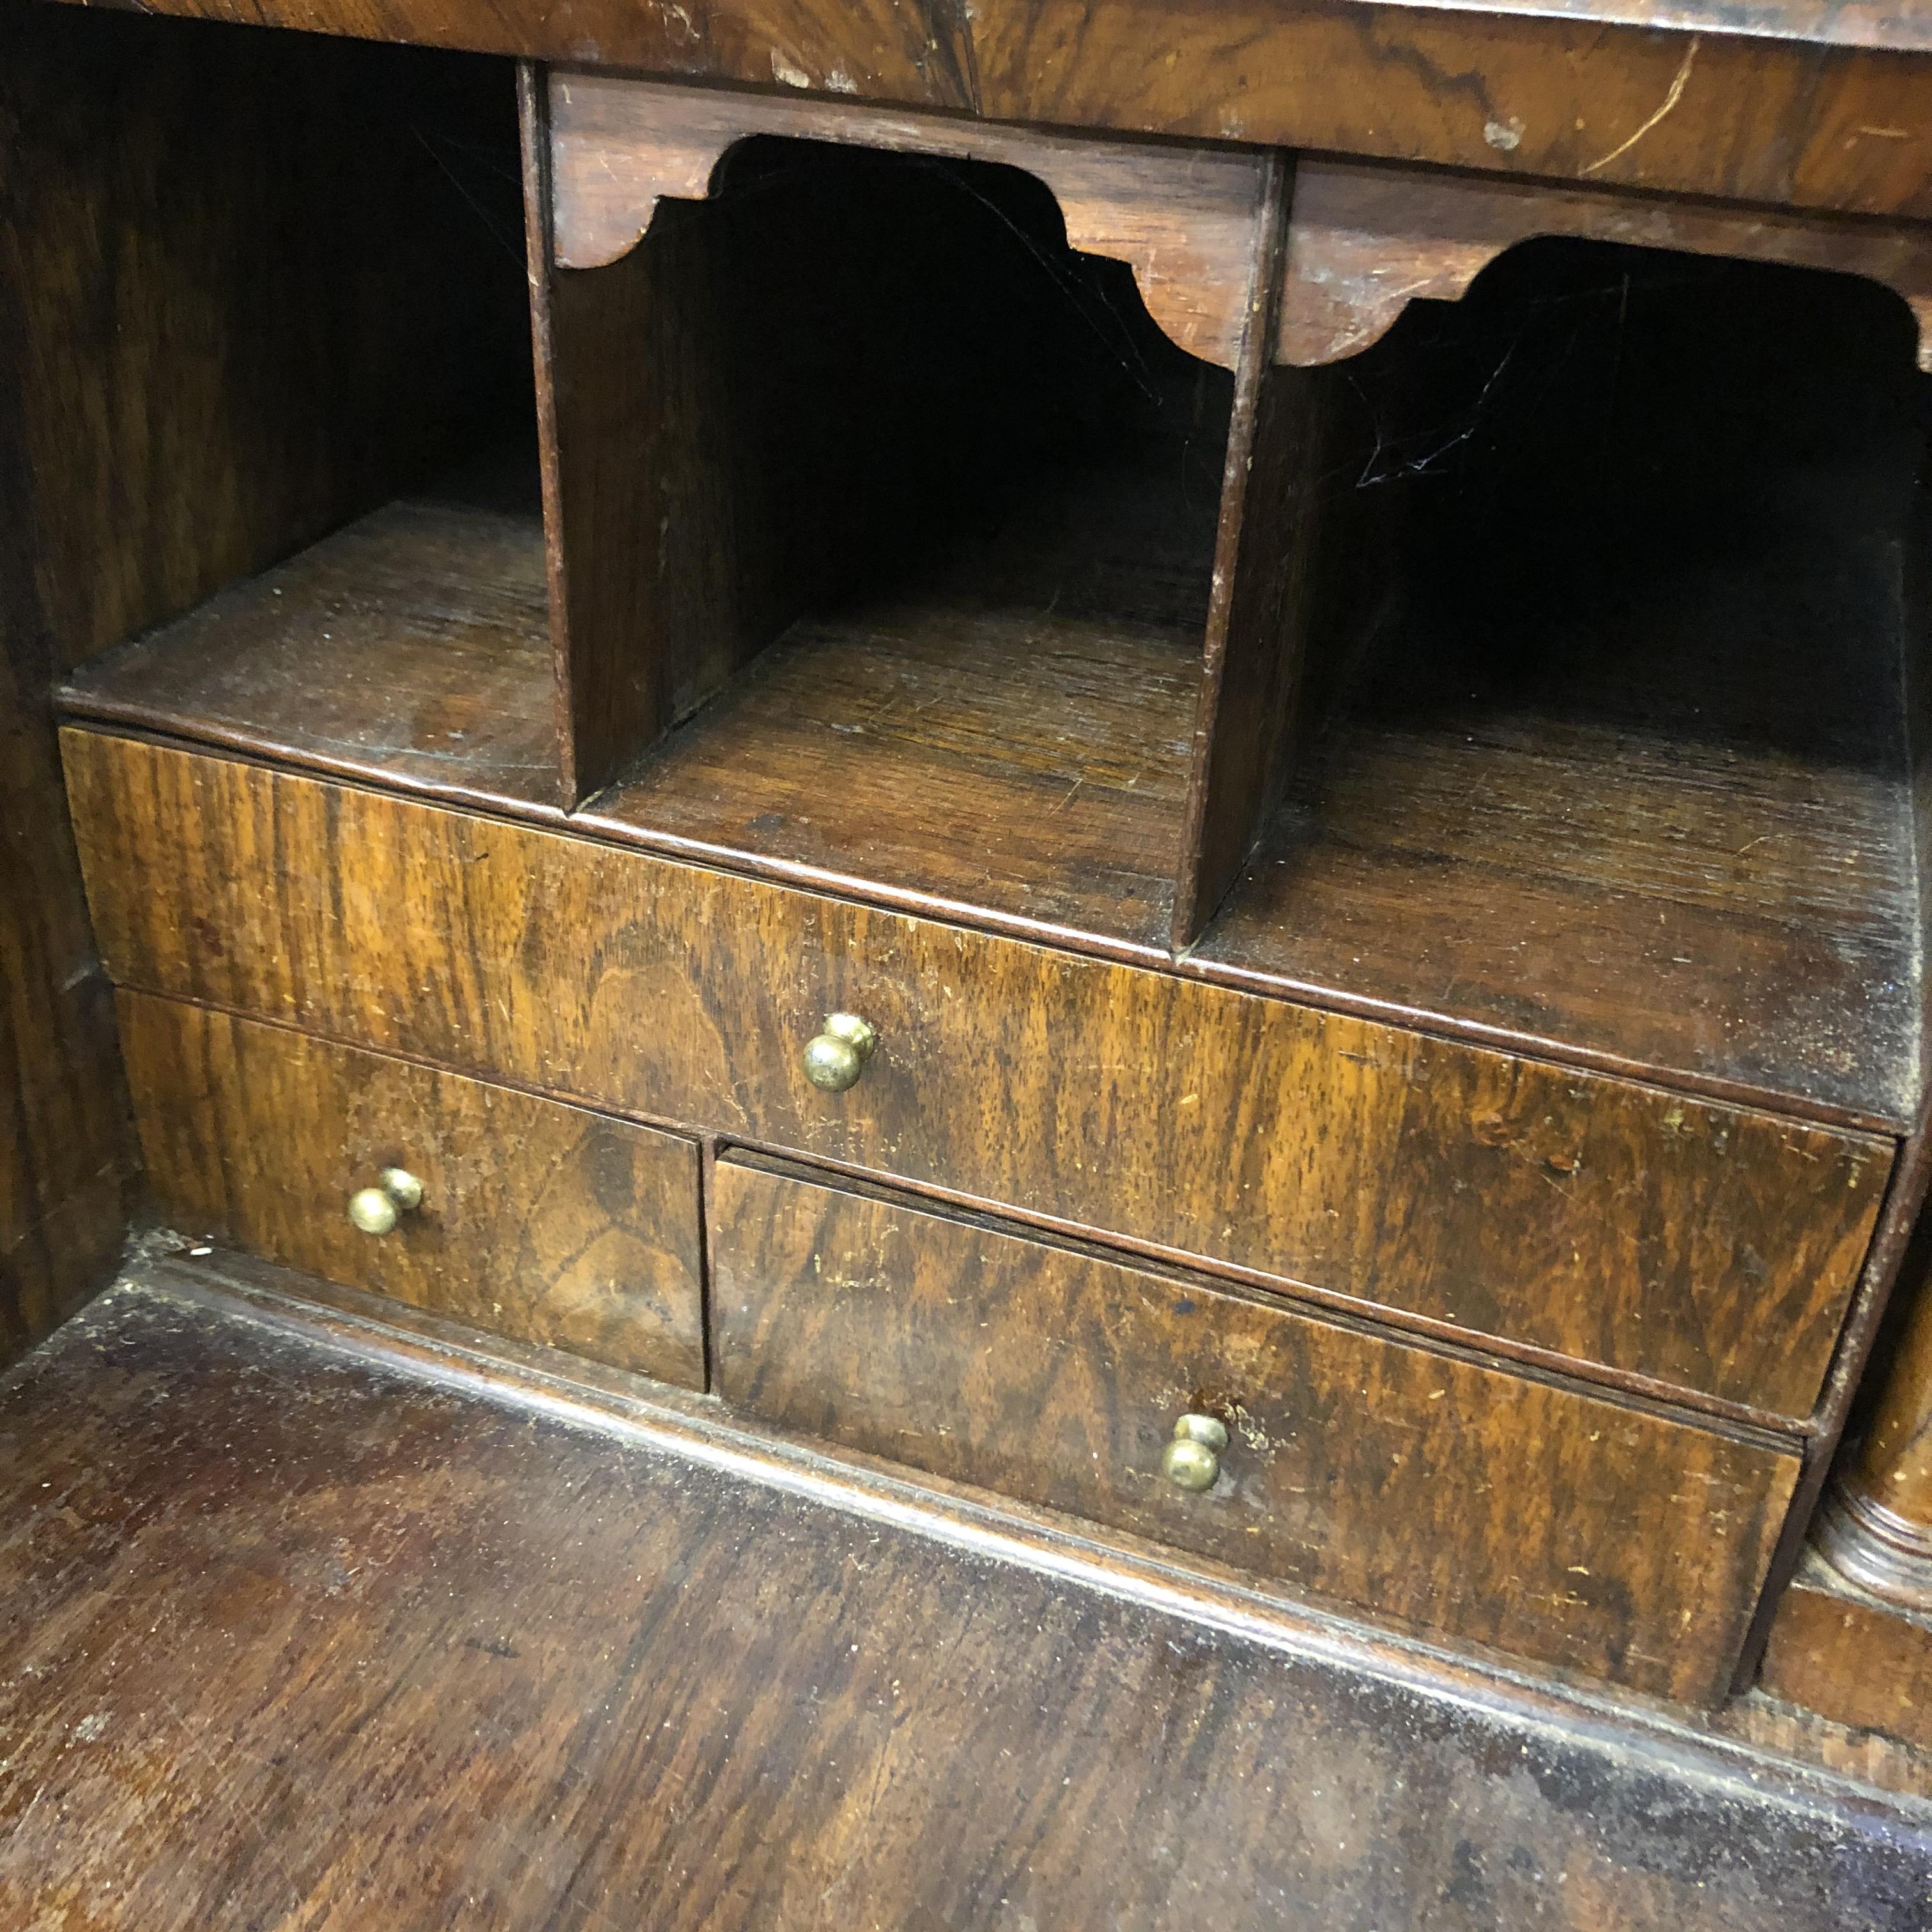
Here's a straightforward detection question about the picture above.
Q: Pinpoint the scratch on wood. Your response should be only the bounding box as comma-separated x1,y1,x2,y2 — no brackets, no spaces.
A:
1582,37,1699,177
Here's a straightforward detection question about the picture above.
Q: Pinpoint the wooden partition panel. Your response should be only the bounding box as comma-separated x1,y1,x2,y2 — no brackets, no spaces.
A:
1,10,529,1359
1275,157,1932,373
525,68,1278,809
523,68,833,806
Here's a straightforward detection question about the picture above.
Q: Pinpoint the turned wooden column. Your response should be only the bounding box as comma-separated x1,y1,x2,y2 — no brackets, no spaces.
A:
1820,1267,1932,1609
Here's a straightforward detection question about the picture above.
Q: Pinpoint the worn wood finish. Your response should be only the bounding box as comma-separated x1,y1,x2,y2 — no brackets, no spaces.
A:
711,1154,1798,1703
64,733,1893,1417
1372,0,1931,52
1727,1111,1932,1693
4,1269,1928,1929
38,0,1932,222
0,56,131,1360
0,644,130,1367
5,8,530,684
1759,1551,1932,1751
533,91,1232,808
526,65,801,807
1276,157,1932,369
59,483,560,816
595,477,1206,951
1817,1216,1932,1608
1172,158,1393,945
1207,241,1929,1133
1721,1682,1932,1807
119,991,706,1387
55,461,1208,954
1171,154,1298,944
548,68,1271,371
0,6,522,1360
158,1245,1932,1809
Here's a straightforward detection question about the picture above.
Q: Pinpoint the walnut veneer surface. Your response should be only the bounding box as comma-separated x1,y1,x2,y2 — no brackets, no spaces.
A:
63,728,1890,1422
713,1155,1797,1703
34,0,1932,222
119,992,706,1388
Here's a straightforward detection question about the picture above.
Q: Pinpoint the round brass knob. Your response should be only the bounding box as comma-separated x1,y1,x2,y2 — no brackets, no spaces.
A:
803,1013,878,1093
1160,1413,1229,1492
348,1167,424,1236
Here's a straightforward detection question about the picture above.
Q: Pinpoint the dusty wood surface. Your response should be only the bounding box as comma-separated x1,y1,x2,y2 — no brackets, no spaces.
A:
58,229,1929,1136
1206,241,1928,1136
712,1154,1798,1703
58,484,560,816
3,1262,1931,1929
63,732,1893,1420
1760,1551,1932,1752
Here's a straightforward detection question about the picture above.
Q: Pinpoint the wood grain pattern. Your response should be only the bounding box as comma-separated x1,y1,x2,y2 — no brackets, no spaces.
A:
532,93,1233,810
1208,240,1929,1133
35,0,1932,222
1855,1197,1932,1545
5,1269,1928,1929
0,6,523,1360
1360,0,1931,54
119,991,705,1386
0,641,131,1367
5,9,530,683
1814,1209,1932,1606
1277,157,1932,370
1758,1551,1932,1749
1173,154,1360,944
63,732,1893,1417
55,459,1209,954
595,489,1206,952
164,1245,1932,1811
59,484,560,815
547,70,1271,371
1172,153,1291,943
527,65,804,806
710,1154,1798,1703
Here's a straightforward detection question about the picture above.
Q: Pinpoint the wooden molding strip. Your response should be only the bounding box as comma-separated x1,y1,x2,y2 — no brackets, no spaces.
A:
546,70,1272,371
1277,157,1932,371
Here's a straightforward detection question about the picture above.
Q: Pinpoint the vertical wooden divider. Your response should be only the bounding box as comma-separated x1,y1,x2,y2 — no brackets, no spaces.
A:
517,66,578,809
521,65,821,810
1172,157,1346,951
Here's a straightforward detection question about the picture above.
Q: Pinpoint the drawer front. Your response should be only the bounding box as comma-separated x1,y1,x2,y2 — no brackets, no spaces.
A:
120,991,705,1388
710,1156,1799,1706
69,731,1889,1414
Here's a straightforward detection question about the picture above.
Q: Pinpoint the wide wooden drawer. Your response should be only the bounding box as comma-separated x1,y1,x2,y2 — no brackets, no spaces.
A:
67,731,1890,1416
710,1154,1799,1705
120,991,706,1387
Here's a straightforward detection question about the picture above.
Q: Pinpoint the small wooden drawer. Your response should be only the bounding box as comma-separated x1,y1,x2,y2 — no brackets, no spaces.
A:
119,991,706,1388
69,735,1889,1418
710,1154,1799,1706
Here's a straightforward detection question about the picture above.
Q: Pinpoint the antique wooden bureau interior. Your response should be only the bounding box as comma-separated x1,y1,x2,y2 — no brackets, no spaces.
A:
52,50,1932,1717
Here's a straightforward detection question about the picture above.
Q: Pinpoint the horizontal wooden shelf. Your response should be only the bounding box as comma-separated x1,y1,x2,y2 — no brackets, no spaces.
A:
61,445,1208,956
59,463,562,820
583,452,1208,953
57,231,1931,1132
1199,473,1923,1126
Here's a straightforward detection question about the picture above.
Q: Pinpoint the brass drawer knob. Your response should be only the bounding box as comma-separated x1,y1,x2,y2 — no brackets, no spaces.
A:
803,1012,878,1093
1161,1413,1229,1492
348,1167,424,1236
